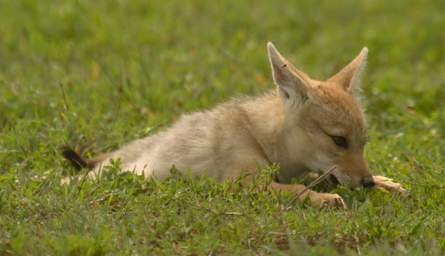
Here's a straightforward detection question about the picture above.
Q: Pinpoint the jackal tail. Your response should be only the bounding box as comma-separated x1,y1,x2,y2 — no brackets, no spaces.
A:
60,145,98,170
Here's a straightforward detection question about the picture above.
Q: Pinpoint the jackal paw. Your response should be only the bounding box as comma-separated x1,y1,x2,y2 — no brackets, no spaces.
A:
373,175,408,195
310,192,347,209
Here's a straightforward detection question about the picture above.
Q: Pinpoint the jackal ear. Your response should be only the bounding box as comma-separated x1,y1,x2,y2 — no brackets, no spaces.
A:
267,42,310,106
328,47,368,94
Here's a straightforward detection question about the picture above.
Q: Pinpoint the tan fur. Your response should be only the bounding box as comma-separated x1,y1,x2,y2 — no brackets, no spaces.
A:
62,42,407,207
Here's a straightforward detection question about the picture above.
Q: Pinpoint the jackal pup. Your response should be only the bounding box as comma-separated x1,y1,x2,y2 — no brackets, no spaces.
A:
62,43,406,208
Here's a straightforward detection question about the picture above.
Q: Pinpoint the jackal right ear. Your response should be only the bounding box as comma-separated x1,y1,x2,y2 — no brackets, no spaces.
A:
328,47,368,94
267,42,310,106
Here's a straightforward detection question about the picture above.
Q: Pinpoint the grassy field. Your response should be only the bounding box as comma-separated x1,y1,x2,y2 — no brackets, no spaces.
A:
1,0,445,255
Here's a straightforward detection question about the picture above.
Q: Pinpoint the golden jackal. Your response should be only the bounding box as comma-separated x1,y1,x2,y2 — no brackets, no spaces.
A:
62,43,406,208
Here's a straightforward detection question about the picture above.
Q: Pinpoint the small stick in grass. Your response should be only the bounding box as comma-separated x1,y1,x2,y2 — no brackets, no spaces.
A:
287,166,337,207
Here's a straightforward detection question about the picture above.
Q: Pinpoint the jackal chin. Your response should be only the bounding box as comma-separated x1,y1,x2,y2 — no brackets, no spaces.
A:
331,169,355,186
331,169,373,188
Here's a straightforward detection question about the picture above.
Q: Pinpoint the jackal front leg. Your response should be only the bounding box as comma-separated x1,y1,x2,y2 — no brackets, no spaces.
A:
269,182,347,209
373,175,408,195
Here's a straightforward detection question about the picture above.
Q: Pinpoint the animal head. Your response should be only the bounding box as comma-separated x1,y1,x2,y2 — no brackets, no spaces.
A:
267,42,373,187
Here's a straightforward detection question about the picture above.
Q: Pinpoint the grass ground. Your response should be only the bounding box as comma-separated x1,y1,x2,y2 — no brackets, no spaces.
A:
1,0,444,255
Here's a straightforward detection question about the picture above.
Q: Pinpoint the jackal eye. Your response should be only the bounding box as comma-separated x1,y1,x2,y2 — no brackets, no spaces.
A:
330,136,348,148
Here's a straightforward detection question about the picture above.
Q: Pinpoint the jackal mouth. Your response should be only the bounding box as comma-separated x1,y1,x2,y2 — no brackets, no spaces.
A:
328,174,340,185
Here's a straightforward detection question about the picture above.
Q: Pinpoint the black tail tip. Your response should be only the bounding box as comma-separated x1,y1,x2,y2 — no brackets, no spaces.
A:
59,145,87,170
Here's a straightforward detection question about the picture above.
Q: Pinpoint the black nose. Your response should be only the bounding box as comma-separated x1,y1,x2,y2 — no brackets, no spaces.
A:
362,178,375,188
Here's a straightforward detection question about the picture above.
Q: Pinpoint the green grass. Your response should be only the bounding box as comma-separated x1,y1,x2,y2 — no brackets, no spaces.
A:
1,0,444,255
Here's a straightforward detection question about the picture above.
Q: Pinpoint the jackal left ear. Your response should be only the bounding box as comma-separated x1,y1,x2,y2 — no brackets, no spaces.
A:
328,47,368,94
267,42,311,106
